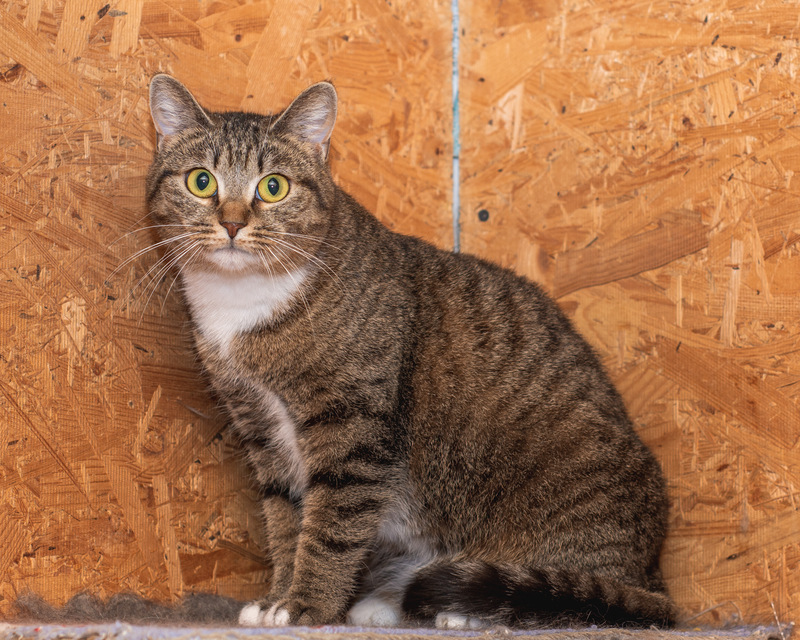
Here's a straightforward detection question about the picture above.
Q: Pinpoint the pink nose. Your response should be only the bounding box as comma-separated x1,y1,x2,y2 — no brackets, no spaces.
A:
221,221,245,238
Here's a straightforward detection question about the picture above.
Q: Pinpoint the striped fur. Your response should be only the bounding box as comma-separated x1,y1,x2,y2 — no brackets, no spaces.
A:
146,75,675,629
403,561,674,627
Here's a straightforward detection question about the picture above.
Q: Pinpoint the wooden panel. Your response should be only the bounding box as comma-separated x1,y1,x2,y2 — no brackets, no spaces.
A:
0,0,452,616
5,0,798,625
460,0,800,625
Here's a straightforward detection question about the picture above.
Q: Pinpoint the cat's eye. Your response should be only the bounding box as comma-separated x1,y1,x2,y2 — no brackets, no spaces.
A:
186,168,218,198
256,174,289,203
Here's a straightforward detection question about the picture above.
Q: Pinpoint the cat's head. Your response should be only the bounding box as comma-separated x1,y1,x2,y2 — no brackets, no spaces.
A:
146,75,338,277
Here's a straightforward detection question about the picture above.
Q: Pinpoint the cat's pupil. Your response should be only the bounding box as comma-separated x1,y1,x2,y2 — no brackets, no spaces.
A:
267,177,279,195
196,172,210,191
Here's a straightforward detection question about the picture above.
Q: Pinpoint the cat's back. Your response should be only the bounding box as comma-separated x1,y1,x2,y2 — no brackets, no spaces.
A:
370,218,617,415
337,192,633,434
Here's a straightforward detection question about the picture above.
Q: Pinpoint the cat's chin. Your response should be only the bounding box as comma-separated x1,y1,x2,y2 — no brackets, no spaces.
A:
205,247,263,273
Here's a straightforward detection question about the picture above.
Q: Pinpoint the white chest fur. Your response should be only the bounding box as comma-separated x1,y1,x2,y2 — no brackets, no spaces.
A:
181,267,307,353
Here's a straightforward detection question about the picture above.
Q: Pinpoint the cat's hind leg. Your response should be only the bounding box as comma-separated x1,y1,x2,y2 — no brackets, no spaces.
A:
347,549,428,627
347,597,402,627
434,613,490,630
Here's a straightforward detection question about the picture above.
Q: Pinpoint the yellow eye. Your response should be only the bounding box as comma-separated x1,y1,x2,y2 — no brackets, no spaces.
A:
186,168,217,198
257,174,289,203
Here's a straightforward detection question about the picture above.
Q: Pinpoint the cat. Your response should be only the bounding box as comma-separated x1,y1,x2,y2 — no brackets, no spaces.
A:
145,74,675,630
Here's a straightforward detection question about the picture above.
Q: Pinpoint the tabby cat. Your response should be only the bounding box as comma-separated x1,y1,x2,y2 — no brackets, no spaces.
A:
146,75,675,629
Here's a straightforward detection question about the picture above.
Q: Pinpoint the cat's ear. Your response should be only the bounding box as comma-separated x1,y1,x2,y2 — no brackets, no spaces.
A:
149,74,213,148
271,82,338,160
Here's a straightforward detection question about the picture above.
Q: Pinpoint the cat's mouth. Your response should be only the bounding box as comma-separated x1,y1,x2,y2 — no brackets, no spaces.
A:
205,244,261,272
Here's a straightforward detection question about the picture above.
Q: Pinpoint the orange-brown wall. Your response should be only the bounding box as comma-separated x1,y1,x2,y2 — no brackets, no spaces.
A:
1,0,798,625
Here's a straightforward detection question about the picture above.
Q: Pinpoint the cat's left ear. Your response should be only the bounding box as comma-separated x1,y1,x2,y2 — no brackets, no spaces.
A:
271,82,338,160
149,74,213,149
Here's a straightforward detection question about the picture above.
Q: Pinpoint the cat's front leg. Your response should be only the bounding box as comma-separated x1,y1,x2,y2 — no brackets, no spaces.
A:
265,426,399,626
239,491,300,626
262,493,301,600
264,486,391,625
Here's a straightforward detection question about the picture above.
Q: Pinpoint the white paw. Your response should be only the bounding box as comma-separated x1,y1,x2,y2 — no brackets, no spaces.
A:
435,612,488,630
262,603,291,627
347,597,402,627
239,603,264,626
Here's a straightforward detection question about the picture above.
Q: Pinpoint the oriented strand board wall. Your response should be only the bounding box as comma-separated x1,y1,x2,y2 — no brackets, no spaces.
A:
0,0,452,616
1,0,799,628
460,0,800,626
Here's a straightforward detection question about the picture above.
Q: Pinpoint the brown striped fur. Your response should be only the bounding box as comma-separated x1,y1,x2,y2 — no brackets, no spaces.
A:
145,75,675,629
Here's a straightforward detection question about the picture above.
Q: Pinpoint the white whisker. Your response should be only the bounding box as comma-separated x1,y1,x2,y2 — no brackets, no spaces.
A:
137,239,203,325
160,242,206,315
264,235,342,288
130,236,201,295
254,247,277,279
115,236,199,313
258,246,315,339
262,229,343,252
109,230,206,280
109,223,197,247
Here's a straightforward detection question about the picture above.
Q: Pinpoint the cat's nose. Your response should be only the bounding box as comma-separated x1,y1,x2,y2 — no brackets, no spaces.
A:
220,221,246,238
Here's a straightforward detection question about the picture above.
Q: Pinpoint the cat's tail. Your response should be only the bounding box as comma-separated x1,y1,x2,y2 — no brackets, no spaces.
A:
402,559,676,628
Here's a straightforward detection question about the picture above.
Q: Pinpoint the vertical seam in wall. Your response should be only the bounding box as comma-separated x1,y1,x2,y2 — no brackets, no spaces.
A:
451,0,461,252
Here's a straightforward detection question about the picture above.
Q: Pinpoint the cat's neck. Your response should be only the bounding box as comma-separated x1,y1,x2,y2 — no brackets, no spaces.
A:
181,267,308,354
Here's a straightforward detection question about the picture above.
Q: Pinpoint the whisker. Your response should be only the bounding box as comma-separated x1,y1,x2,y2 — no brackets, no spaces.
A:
263,235,334,274
130,236,202,295
268,242,302,275
255,247,277,280
109,231,207,280
147,239,203,296
254,229,344,252
160,243,206,315
109,223,198,247
117,211,157,238
138,239,203,324
265,235,344,290
258,247,315,339
114,236,200,313
269,245,316,326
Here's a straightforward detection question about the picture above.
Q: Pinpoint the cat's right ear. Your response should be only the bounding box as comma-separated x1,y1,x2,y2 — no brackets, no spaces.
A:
149,74,213,149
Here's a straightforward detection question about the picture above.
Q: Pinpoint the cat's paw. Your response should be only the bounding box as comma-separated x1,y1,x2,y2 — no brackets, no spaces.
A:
239,602,267,626
256,597,329,626
238,599,288,626
435,612,489,630
261,602,293,626
347,597,402,627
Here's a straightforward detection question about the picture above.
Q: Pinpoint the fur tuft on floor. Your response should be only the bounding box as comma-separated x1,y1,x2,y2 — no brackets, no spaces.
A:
12,592,243,625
